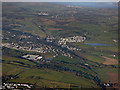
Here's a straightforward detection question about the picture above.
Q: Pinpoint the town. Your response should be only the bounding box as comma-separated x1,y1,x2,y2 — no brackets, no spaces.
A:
2,31,85,59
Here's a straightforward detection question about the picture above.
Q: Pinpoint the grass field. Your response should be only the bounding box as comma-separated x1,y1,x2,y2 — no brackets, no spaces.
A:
3,55,98,88
94,67,118,83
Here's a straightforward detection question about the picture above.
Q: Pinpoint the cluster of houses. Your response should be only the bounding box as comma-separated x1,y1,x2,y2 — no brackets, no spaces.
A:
46,35,84,51
28,46,53,54
67,46,81,51
2,43,52,53
57,36,85,51
2,42,72,58
46,35,56,42
60,44,81,51
58,36,86,45
46,35,86,45
2,83,33,89
2,43,30,51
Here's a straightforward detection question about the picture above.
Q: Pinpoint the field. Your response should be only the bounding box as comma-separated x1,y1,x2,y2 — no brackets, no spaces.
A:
3,54,97,88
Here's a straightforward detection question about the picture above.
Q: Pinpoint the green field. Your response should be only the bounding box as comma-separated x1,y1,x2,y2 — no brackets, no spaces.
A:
3,54,97,88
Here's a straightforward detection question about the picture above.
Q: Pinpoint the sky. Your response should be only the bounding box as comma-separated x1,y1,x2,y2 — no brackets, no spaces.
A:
1,0,119,2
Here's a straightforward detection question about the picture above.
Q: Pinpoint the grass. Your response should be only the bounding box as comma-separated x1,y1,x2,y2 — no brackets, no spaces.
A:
3,55,97,88
54,55,83,64
86,55,104,64
7,68,97,88
3,55,36,66
13,18,46,38
2,63,28,76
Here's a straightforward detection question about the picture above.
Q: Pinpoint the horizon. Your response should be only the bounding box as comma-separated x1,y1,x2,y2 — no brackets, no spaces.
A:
1,0,119,2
